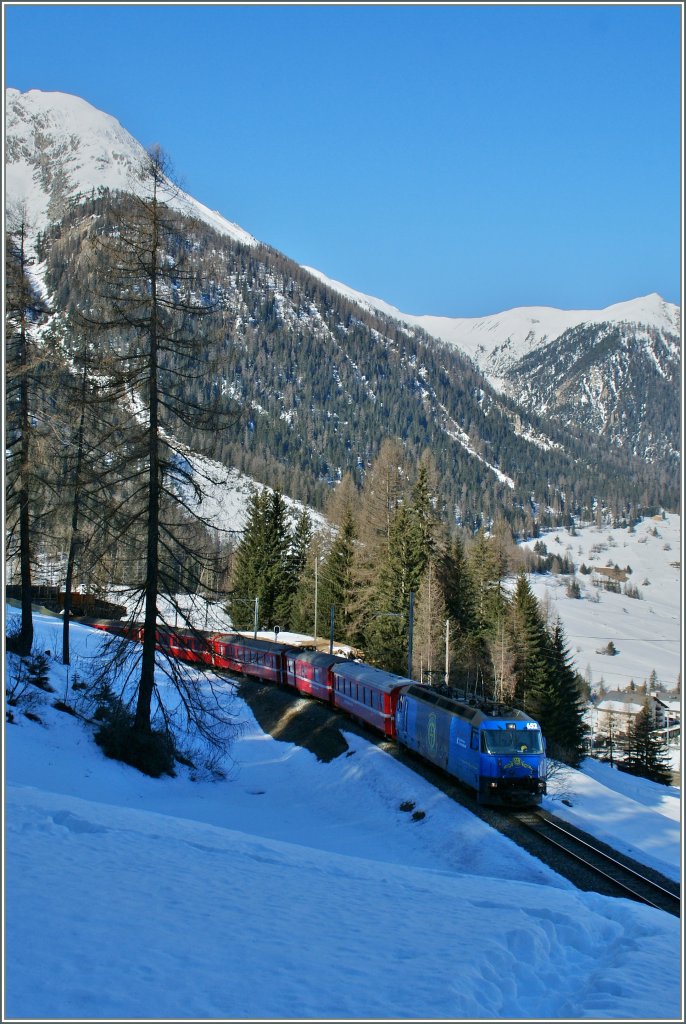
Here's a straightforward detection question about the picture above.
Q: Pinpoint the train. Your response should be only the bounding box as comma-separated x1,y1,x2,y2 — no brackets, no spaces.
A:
82,619,547,806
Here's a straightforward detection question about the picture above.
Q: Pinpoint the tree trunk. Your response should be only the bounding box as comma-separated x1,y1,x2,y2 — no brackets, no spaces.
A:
135,188,161,735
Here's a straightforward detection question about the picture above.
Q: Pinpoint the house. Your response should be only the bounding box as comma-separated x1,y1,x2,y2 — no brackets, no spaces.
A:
589,690,680,743
591,691,647,738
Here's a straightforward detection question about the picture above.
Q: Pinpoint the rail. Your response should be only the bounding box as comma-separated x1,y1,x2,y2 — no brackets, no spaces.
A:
513,809,680,917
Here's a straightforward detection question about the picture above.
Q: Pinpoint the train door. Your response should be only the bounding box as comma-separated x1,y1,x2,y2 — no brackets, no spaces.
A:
396,692,408,738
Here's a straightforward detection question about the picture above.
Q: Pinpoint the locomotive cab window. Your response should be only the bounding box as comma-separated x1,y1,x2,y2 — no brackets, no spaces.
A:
481,729,544,754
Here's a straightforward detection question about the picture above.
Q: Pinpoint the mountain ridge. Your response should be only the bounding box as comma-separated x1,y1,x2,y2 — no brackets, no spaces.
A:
302,264,679,383
7,88,678,350
5,87,258,249
5,86,681,520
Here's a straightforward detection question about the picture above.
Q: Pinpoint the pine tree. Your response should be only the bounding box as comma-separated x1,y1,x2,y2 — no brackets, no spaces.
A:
286,508,313,623
409,454,440,567
229,489,295,631
229,489,268,628
261,490,296,629
363,504,418,675
547,619,588,767
620,704,673,784
319,507,358,641
507,573,555,729
439,531,482,689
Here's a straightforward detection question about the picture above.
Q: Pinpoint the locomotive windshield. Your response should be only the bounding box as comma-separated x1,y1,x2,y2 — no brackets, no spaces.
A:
481,728,543,754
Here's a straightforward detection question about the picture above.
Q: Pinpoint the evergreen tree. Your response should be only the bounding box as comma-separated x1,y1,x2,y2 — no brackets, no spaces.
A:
229,489,294,630
261,490,296,629
620,704,673,784
507,573,555,729
286,508,313,620
440,531,482,689
229,489,268,628
363,504,418,675
409,454,440,567
547,619,588,767
319,507,358,642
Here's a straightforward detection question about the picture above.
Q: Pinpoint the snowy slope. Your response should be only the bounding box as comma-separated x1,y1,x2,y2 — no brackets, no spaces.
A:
5,88,257,248
517,513,682,695
4,605,681,1020
303,266,680,379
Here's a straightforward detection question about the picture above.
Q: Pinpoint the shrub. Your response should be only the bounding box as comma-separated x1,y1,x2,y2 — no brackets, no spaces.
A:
95,705,177,778
25,652,54,692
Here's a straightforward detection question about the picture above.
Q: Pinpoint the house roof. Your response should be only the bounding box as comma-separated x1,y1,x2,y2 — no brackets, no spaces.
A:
597,692,645,714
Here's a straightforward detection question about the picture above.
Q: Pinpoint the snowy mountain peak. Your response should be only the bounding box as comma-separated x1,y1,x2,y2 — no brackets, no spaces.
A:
5,87,257,249
303,267,680,377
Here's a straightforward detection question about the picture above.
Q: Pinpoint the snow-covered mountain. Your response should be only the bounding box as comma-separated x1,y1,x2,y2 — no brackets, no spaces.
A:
303,266,681,468
5,87,680,512
303,266,680,385
5,87,257,247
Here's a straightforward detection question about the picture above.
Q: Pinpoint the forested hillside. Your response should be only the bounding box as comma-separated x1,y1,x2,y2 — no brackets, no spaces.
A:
503,321,681,475
35,190,677,530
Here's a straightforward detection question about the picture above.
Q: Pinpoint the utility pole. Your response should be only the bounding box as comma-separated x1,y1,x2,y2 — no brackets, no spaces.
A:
407,590,414,680
445,618,449,686
313,556,318,647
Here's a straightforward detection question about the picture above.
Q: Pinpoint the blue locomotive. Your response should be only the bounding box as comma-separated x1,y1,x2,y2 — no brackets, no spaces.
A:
395,684,547,806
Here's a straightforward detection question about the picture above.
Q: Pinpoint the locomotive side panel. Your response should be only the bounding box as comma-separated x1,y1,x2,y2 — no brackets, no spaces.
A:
397,692,480,792
396,686,547,806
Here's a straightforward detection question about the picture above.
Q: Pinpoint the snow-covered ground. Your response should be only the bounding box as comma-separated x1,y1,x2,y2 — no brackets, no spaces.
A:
4,604,681,1021
519,512,681,695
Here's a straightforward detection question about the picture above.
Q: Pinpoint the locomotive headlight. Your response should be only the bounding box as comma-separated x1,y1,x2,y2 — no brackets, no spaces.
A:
490,781,498,789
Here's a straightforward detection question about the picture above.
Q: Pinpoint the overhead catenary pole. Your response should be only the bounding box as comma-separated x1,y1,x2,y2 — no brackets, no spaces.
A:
329,605,335,655
313,556,318,647
445,618,449,686
253,596,259,640
407,590,414,680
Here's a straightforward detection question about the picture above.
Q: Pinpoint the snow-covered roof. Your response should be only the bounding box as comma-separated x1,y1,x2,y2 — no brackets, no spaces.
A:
597,696,645,715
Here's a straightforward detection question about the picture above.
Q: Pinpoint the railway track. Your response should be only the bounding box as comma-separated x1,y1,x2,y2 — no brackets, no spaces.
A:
509,809,681,918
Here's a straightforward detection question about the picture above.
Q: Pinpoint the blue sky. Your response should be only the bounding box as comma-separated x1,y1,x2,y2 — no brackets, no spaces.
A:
4,3,682,317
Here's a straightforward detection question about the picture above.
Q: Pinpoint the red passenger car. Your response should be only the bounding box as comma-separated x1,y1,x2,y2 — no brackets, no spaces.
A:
155,627,215,666
211,634,300,684
331,662,411,738
285,650,351,702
